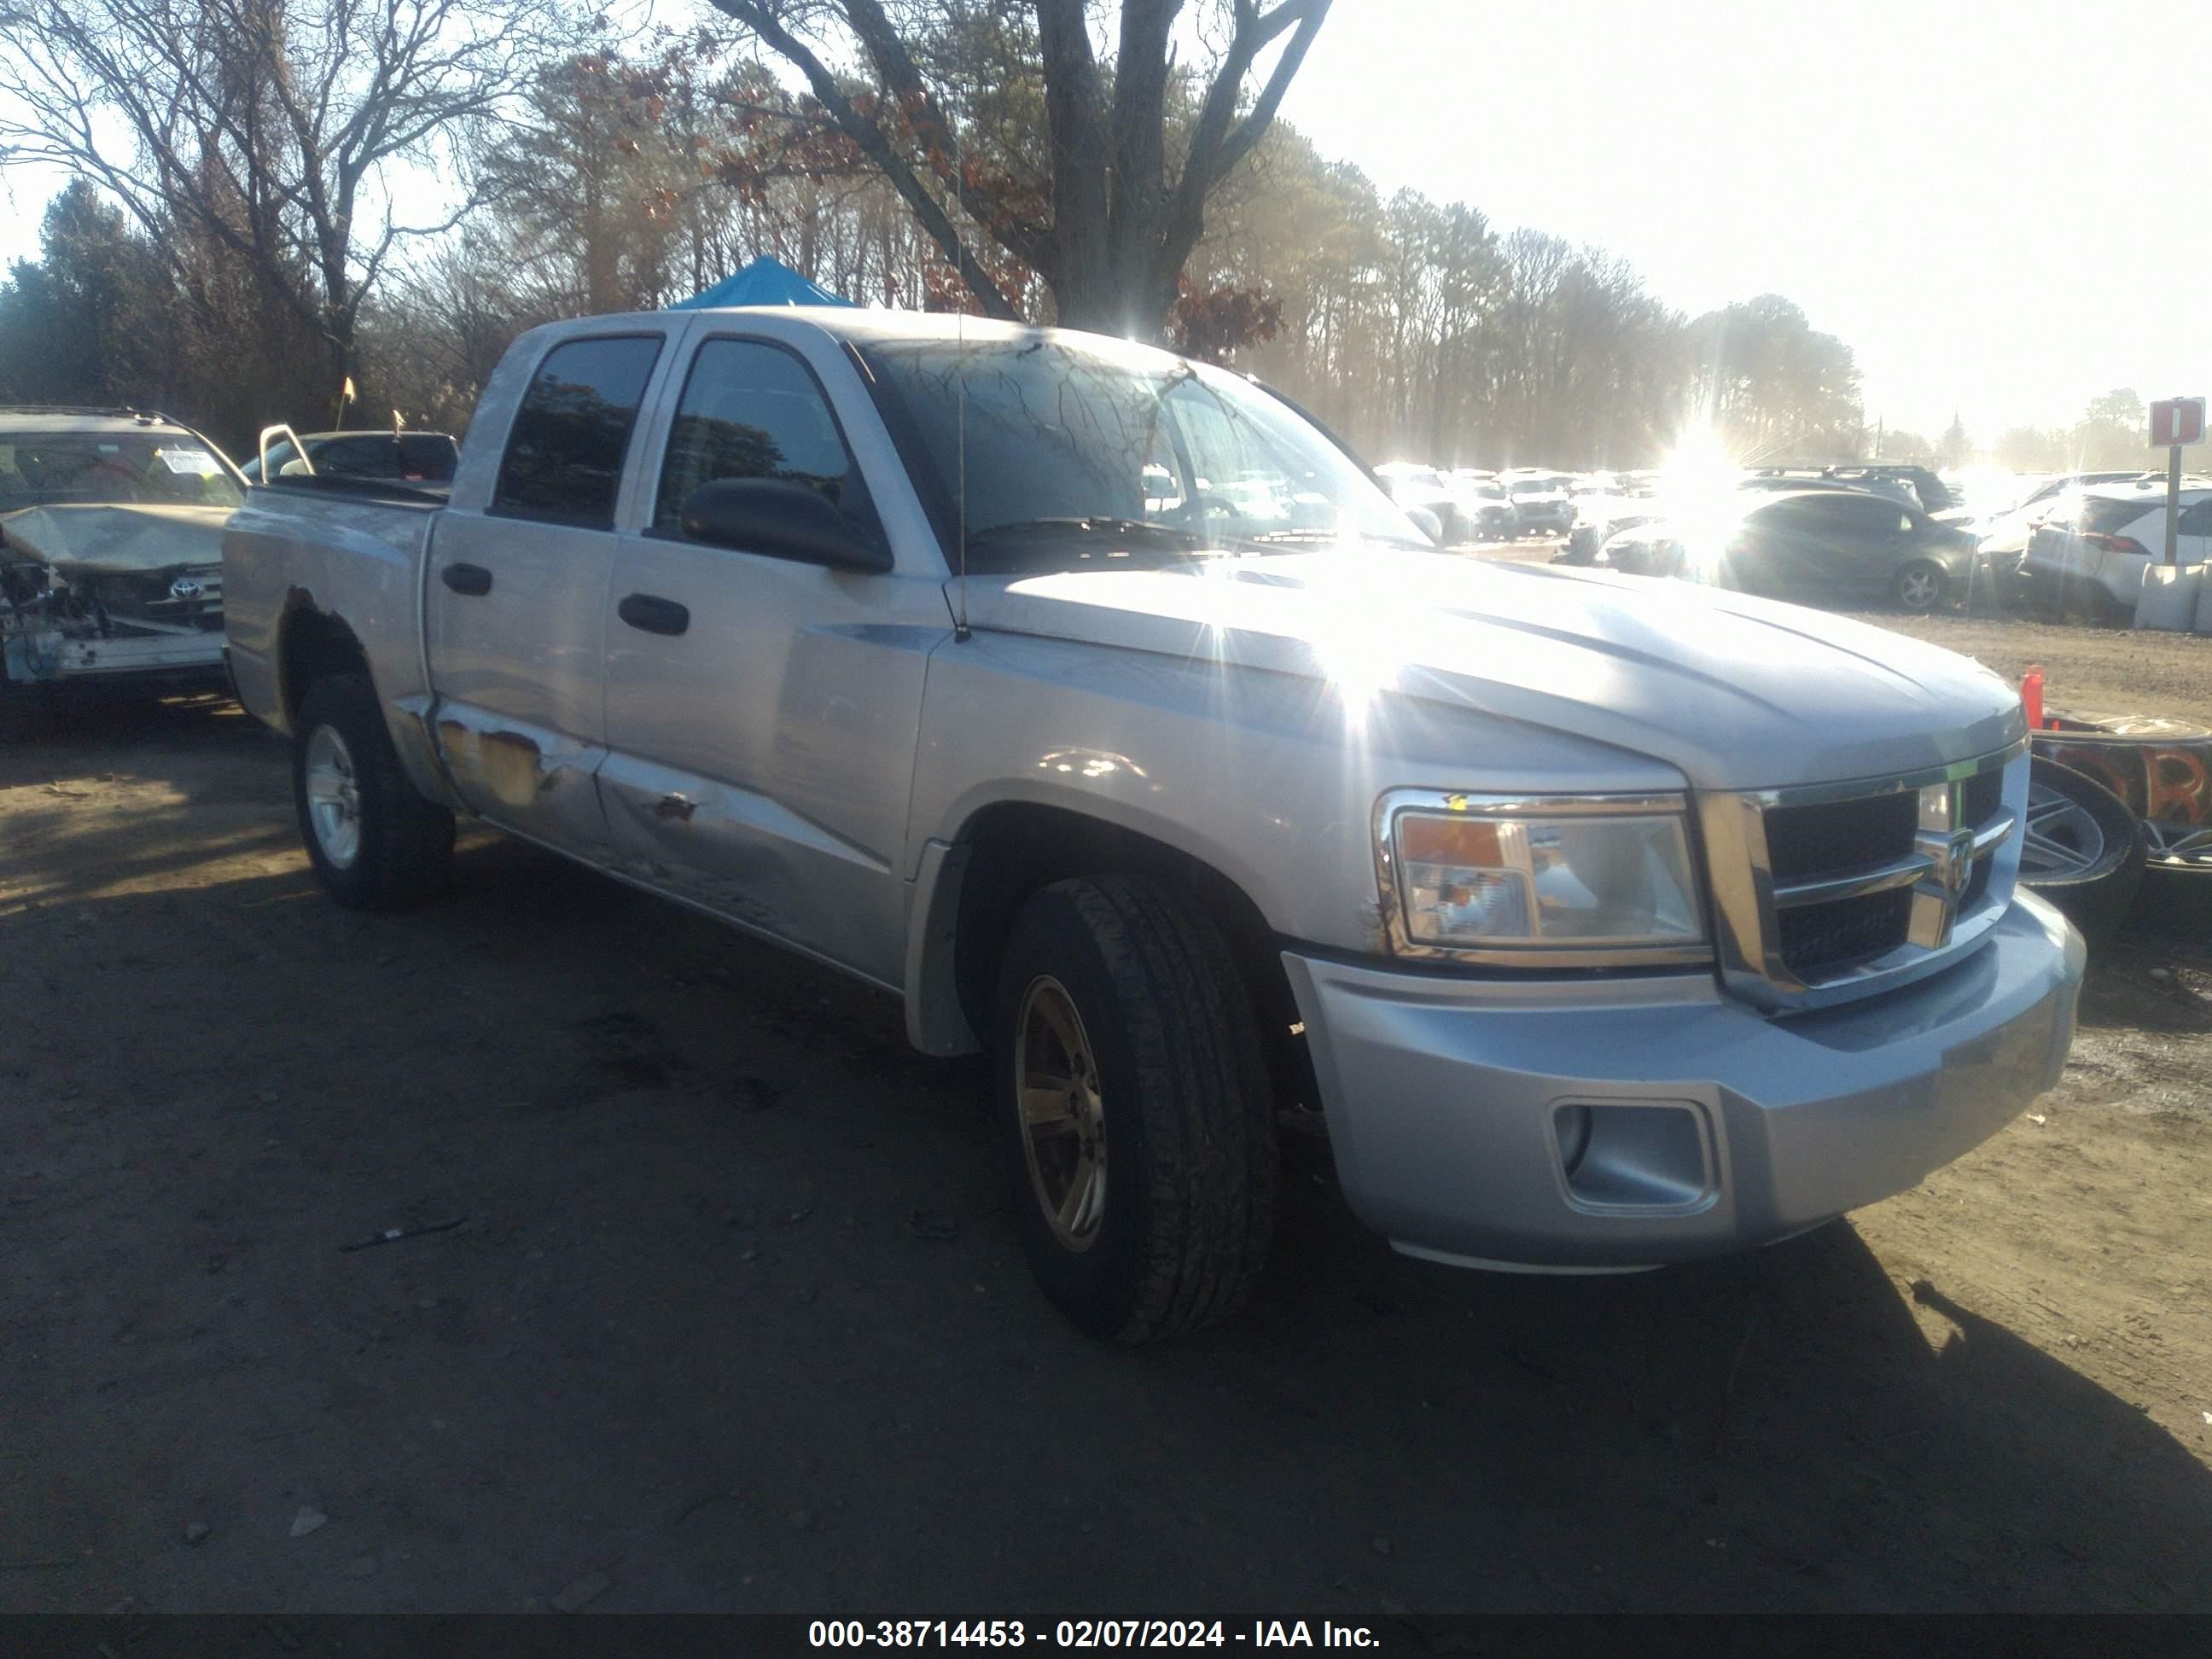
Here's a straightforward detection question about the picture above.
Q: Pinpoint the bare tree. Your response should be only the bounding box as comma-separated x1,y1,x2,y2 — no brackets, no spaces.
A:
0,0,577,396
701,0,1333,338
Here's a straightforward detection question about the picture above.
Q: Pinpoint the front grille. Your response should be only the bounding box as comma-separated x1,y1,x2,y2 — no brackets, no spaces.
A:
1763,791,1917,880
1711,744,2025,1006
1778,887,1914,979
1962,765,2002,830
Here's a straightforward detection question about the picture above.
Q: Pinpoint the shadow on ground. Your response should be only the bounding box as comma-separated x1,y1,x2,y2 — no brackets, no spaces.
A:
2,696,2206,1615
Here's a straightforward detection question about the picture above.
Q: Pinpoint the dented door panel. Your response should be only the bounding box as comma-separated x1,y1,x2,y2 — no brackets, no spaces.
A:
431,701,617,862
422,509,620,848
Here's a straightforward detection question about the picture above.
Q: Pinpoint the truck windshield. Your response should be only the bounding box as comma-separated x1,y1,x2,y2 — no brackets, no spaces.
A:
856,335,1428,571
0,428,244,513
0,432,245,514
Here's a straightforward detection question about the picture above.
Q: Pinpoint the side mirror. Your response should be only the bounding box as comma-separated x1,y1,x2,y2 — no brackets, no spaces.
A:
678,478,891,573
1403,504,1443,544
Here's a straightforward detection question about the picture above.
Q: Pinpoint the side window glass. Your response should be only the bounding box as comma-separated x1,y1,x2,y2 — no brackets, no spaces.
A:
655,339,853,532
2177,498,2212,537
493,335,664,528
400,435,459,482
323,438,395,478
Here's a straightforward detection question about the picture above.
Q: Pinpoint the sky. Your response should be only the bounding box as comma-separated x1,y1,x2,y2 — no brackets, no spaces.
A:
1276,0,2210,440
4,0,2207,445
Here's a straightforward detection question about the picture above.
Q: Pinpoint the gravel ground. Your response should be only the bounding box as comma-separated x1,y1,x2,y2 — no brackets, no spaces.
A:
3,613,2209,1615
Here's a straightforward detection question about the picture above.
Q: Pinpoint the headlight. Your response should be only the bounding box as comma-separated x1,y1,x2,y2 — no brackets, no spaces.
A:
1378,792,1708,962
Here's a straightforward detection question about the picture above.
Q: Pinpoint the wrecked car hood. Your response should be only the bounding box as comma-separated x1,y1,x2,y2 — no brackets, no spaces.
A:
955,550,2023,792
0,503,234,574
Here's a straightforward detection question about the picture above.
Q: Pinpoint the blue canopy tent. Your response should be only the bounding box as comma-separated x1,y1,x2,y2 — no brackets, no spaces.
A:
670,257,858,311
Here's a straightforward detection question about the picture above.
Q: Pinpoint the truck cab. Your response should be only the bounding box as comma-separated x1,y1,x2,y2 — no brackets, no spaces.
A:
221,308,2084,1343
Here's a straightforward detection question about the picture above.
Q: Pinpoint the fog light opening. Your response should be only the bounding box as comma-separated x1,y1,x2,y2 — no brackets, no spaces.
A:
1553,1100,1714,1213
1554,1103,1593,1177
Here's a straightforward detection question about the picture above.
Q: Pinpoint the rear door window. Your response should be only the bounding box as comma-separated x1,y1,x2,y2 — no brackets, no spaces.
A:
493,334,664,528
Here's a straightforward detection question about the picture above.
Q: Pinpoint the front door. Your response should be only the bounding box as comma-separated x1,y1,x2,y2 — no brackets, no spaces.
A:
597,332,946,987
425,329,675,859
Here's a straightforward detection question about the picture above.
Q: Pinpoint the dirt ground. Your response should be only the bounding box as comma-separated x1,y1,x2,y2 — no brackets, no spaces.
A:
3,611,2210,1615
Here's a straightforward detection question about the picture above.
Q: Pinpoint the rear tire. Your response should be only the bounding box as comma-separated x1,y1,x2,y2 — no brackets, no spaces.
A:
993,875,1278,1343
292,672,455,911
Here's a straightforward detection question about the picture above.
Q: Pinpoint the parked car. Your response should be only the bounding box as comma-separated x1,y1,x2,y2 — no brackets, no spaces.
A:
222,307,2081,1342
242,428,462,487
1743,469,1922,510
1374,462,1471,544
1831,464,1957,514
1592,520,1689,577
1561,495,1663,565
1448,471,1520,540
2018,480,2212,621
1690,489,1981,612
1,405,244,703
1504,475,1574,538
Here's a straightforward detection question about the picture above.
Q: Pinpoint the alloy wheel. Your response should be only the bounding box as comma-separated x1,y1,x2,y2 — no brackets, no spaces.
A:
1016,975,1107,1252
303,723,364,869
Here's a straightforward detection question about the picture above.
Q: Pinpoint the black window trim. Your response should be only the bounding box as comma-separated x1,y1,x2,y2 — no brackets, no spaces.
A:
641,330,883,554
486,329,667,532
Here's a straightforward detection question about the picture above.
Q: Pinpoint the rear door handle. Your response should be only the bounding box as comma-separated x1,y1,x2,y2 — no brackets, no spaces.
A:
618,592,690,637
440,562,492,597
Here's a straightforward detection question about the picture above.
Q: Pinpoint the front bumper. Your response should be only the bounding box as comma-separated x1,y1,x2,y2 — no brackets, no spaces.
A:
1282,893,2083,1270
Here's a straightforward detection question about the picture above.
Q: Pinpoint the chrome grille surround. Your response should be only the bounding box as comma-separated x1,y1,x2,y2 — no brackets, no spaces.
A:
1697,738,2029,1012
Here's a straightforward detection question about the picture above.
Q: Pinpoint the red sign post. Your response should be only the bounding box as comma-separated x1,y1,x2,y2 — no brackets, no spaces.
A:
2148,397,2205,566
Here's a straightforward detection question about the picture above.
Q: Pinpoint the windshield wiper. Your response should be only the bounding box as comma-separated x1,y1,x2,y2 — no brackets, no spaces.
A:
965,516,1208,547
1245,527,1435,551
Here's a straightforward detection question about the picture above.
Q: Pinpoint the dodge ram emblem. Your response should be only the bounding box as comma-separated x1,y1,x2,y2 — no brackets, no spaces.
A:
169,577,205,601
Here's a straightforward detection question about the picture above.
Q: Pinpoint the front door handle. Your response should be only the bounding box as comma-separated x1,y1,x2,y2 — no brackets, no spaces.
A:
618,592,690,637
440,562,492,597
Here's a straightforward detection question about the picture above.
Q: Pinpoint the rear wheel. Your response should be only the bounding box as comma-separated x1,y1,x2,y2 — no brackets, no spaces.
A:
993,875,1277,1343
1893,560,1945,612
292,672,455,911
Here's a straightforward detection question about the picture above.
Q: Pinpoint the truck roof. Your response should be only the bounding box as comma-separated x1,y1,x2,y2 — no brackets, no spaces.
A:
0,405,191,436
550,306,1190,363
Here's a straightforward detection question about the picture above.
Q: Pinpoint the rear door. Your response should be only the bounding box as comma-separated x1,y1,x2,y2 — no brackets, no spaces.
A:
425,328,675,859
597,329,946,986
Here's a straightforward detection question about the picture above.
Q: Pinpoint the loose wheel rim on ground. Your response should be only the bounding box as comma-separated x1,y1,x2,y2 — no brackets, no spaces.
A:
2143,820,2212,869
1016,974,1107,1253
2020,779,2109,877
304,723,364,869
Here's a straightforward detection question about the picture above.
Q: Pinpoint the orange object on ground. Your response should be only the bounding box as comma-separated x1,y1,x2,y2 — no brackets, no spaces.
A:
2021,664,2045,731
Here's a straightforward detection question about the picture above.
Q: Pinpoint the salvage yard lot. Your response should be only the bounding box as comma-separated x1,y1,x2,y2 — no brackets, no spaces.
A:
3,612,2210,1615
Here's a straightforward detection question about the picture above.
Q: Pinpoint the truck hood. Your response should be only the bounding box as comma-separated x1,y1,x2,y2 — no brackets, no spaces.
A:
0,503,233,576
955,550,2023,791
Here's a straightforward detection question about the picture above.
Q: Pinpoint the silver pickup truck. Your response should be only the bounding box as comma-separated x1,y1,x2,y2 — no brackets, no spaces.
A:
222,308,2084,1342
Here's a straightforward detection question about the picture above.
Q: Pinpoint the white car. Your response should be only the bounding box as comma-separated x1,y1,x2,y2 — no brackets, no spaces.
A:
2019,480,2212,620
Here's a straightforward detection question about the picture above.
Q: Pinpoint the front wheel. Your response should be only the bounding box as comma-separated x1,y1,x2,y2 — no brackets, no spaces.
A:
1893,560,1946,612
993,876,1278,1342
292,672,455,911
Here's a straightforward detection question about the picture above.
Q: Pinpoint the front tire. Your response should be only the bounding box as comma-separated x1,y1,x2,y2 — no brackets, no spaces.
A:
993,876,1278,1342
1893,560,1945,612
293,672,455,911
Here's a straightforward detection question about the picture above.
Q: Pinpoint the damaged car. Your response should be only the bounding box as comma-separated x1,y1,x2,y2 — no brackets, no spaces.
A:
1,406,244,704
